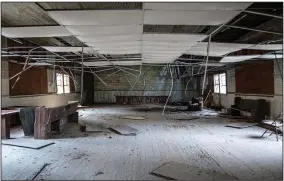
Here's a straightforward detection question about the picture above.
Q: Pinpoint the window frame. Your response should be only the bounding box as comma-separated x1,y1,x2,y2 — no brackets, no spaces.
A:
56,73,71,94
213,72,227,94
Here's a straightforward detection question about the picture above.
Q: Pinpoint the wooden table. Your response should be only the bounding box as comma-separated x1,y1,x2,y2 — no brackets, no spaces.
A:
1,110,19,139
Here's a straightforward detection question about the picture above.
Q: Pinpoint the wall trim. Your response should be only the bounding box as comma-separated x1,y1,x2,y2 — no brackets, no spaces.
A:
9,93,79,98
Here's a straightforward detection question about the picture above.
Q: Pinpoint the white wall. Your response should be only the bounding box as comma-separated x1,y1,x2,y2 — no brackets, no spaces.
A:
212,60,283,118
1,60,80,108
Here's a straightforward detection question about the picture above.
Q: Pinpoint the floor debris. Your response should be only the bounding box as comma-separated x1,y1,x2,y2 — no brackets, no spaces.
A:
32,163,50,180
151,162,237,180
119,115,146,120
95,172,104,176
108,125,138,135
225,122,259,129
86,123,105,132
2,138,55,150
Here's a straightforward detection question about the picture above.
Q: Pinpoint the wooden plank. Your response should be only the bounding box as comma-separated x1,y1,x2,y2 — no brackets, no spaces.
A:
109,125,139,135
151,162,237,180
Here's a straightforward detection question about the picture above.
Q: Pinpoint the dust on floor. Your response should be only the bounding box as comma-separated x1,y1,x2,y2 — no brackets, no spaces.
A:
2,105,282,180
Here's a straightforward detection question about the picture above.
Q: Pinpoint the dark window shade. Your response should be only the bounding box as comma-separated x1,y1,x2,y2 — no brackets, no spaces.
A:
9,63,48,96
235,61,274,95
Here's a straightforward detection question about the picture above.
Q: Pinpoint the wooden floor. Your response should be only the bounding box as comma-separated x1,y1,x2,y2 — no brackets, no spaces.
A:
2,105,283,180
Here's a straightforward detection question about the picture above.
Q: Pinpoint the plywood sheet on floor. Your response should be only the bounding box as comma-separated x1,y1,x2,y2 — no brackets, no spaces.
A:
2,137,54,149
225,122,258,129
108,125,138,135
120,115,146,120
86,123,105,132
2,162,49,180
152,162,237,180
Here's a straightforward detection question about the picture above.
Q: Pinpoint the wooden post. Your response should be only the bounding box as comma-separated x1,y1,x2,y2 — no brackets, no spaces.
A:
34,107,48,139
1,116,10,139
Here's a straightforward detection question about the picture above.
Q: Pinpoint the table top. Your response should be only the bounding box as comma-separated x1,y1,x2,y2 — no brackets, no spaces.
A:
1,110,20,116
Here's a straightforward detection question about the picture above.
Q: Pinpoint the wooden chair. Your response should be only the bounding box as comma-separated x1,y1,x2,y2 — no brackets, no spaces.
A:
261,113,283,141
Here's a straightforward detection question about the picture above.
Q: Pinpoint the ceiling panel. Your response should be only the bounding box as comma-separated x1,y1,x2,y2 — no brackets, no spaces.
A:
186,42,252,56
220,55,260,63
144,3,251,11
246,44,283,50
48,10,143,25
2,26,72,38
143,34,206,42
77,34,141,43
39,2,142,10
66,25,142,35
86,41,141,47
42,46,96,53
144,10,240,25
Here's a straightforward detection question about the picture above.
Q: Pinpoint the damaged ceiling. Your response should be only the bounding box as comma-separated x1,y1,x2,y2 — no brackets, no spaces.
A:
1,2,283,74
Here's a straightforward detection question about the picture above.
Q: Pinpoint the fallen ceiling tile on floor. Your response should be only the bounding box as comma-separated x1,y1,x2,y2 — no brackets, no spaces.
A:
151,162,237,180
2,137,55,149
225,122,259,129
86,123,106,132
108,125,139,135
119,115,146,120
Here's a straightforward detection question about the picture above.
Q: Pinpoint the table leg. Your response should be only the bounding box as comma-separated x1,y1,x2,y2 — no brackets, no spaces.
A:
1,116,10,139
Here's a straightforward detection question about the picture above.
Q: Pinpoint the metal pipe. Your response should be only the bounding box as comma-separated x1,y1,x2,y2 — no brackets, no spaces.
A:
243,10,283,19
202,35,211,95
185,66,194,95
11,47,40,90
162,64,174,115
9,65,34,80
116,66,140,72
56,65,78,84
224,25,283,35
94,67,117,73
103,69,121,80
127,64,142,95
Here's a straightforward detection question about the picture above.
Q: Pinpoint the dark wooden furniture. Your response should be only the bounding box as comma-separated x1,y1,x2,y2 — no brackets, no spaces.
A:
34,101,79,139
1,110,19,139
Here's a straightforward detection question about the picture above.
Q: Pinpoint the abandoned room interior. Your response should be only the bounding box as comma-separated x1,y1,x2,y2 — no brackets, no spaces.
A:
1,1,283,180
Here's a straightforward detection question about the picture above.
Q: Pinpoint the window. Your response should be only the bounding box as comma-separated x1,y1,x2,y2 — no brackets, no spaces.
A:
213,73,226,94
56,73,70,94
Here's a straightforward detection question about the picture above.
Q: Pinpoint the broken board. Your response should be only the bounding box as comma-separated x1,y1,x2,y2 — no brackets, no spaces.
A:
168,114,200,121
219,114,246,119
151,162,237,180
225,122,258,129
108,125,138,135
2,137,54,149
2,162,49,180
119,115,146,120
86,123,105,132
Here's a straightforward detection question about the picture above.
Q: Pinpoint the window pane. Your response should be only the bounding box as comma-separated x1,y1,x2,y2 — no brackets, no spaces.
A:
213,74,220,93
220,85,227,94
219,73,226,86
56,73,64,94
214,85,220,93
63,74,70,93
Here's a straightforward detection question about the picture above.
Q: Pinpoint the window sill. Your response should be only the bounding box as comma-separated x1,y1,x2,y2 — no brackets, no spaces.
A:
9,92,78,98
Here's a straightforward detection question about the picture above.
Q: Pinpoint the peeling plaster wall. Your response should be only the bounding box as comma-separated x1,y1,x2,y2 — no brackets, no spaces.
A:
212,60,283,118
94,66,198,103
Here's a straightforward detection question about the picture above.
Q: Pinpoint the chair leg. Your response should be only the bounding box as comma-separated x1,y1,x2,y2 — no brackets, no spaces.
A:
261,129,268,138
275,126,278,141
